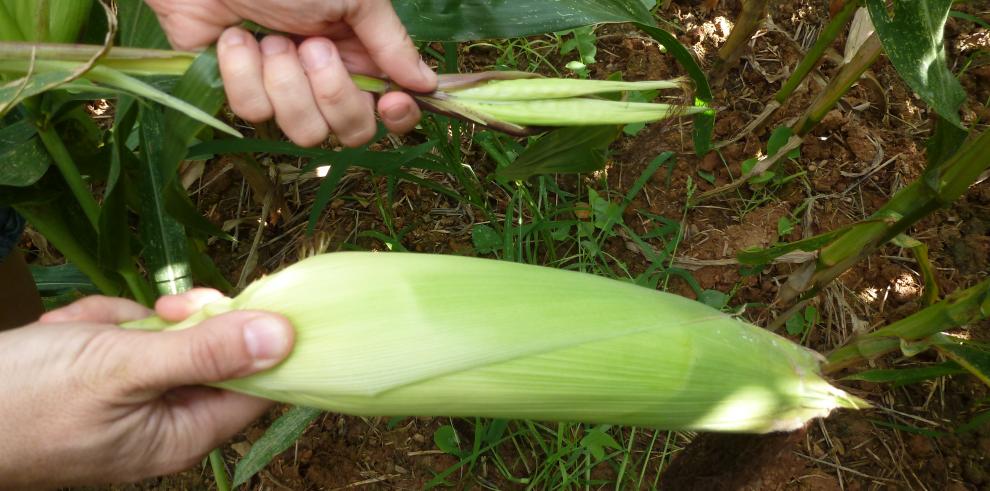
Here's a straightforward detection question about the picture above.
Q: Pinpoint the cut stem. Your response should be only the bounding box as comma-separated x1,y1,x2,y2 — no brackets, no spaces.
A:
711,0,770,81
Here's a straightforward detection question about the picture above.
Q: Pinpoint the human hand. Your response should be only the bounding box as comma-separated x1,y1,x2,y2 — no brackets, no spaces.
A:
0,289,294,488
144,0,436,148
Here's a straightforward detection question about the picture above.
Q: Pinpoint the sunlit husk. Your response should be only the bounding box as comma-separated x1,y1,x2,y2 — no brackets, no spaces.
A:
415,72,706,136
124,252,865,433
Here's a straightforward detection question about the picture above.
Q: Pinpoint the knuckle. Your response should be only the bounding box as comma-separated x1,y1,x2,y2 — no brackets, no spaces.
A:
291,128,329,148
186,332,234,382
339,123,376,148
73,330,133,395
231,96,273,123
265,71,299,94
314,80,350,108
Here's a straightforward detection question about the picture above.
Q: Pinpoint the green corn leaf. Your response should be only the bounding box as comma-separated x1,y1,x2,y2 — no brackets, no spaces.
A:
957,409,990,434
117,0,169,49
159,49,238,240
231,406,322,488
161,49,230,176
0,70,76,117
866,0,966,127
98,98,137,277
46,0,94,43
396,0,652,42
935,339,990,387
926,114,968,168
635,23,714,156
0,119,51,186
843,362,966,386
0,2,25,41
497,125,621,181
136,105,191,296
737,226,851,266
29,263,98,293
0,59,240,137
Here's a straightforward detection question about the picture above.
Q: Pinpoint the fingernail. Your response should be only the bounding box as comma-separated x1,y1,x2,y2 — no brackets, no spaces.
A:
382,104,411,123
243,315,291,368
300,42,334,72
220,29,246,47
260,36,291,56
418,60,437,86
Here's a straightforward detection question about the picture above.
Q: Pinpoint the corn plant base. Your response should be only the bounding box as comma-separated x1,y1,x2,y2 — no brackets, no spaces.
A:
124,252,866,433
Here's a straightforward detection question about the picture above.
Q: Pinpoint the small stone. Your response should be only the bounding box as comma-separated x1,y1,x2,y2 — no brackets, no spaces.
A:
231,441,252,457
413,433,426,443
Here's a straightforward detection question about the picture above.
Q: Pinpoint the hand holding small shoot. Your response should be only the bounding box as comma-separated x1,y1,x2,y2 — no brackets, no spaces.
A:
145,0,436,147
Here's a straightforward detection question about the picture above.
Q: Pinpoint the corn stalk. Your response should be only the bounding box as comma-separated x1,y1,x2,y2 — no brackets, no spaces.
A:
768,130,990,326
714,0,864,148
825,278,990,373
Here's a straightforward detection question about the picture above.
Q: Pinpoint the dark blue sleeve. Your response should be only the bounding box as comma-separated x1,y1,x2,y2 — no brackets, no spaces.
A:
0,206,25,262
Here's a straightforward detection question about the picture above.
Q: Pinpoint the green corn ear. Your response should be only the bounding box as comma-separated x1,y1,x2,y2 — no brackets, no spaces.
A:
446,77,687,101
413,71,708,136
453,99,708,127
123,252,865,433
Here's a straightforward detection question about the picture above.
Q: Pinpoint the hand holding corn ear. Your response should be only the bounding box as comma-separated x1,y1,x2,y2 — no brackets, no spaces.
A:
125,253,866,434
144,0,436,147
0,290,295,487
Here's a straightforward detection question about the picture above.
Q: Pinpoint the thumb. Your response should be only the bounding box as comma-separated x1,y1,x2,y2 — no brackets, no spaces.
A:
132,311,294,391
346,0,437,92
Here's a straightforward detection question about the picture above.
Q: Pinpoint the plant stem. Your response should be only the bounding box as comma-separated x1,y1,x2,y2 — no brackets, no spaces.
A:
26,103,100,229
0,43,397,94
119,267,155,307
778,130,990,306
0,42,195,74
13,204,122,296
824,277,990,373
793,33,881,136
775,0,862,104
711,0,770,81
209,450,231,491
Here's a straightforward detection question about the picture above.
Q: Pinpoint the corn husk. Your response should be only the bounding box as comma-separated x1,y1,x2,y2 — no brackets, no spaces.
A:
123,252,865,433
413,72,708,136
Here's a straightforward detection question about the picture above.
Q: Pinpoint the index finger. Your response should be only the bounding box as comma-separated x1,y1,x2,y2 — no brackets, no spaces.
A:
39,295,153,325
346,0,437,92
